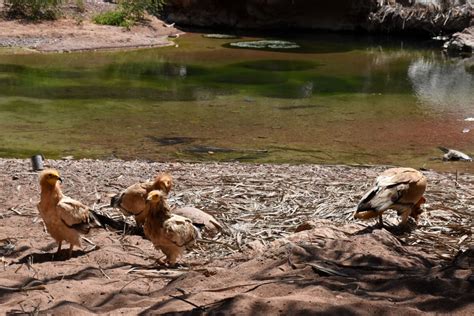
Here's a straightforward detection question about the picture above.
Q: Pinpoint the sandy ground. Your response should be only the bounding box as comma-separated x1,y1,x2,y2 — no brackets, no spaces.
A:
0,1,180,52
0,158,472,314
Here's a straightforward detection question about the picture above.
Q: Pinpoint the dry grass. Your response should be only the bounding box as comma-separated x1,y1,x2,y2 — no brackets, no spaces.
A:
0,158,472,263
369,2,472,34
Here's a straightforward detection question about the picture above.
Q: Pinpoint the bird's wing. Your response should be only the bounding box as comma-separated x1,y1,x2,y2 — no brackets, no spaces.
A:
209,218,223,231
115,182,151,216
375,168,423,187
163,215,198,247
173,207,222,231
357,183,406,212
57,196,92,233
357,169,422,212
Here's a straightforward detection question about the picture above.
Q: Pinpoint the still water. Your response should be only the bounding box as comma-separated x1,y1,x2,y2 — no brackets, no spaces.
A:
0,33,473,172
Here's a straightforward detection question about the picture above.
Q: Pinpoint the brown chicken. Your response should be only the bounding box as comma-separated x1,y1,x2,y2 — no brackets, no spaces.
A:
37,169,100,257
110,173,173,226
143,190,199,266
354,167,427,226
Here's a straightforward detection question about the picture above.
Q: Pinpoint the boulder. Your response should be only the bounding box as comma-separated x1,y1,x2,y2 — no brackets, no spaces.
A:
444,26,474,57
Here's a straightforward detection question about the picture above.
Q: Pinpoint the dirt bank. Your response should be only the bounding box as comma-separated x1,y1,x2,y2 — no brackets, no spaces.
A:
0,159,472,314
0,1,180,52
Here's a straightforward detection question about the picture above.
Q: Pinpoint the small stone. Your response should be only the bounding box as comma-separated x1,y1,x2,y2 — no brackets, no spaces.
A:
295,221,318,233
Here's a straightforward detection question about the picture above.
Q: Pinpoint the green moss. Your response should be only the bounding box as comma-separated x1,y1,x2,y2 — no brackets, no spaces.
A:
236,60,321,72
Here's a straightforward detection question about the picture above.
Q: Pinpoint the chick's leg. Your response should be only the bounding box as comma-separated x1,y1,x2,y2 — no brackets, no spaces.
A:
56,241,62,254
378,214,384,227
153,255,167,266
399,208,410,226
68,244,74,258
166,252,179,268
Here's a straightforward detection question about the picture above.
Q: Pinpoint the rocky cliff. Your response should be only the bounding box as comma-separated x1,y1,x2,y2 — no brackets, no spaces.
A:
164,0,380,31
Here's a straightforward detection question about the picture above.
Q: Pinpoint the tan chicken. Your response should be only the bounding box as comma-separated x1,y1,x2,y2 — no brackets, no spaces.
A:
354,167,427,226
110,173,173,226
37,169,100,257
144,190,199,266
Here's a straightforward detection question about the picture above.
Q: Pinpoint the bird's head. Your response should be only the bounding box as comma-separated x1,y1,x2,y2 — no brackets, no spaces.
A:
147,190,166,204
39,169,63,186
154,173,173,194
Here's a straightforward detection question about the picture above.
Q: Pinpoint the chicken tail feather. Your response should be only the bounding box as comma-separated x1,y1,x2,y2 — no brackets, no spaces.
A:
62,218,91,234
110,193,123,208
88,210,103,228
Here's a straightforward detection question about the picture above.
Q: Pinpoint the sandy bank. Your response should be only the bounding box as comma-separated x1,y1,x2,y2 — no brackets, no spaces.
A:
0,17,181,52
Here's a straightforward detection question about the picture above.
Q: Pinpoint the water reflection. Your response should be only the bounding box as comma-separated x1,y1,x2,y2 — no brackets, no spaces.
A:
408,57,474,113
0,33,472,172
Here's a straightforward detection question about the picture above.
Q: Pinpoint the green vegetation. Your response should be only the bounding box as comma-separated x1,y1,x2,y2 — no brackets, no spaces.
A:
93,0,167,28
75,0,85,13
2,0,166,23
4,0,63,20
93,10,130,28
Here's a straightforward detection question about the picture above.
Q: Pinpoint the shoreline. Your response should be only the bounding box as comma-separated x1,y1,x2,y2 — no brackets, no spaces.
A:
0,17,181,53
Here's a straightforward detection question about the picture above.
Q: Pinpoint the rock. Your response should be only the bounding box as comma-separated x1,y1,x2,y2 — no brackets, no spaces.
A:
444,26,474,57
294,221,318,233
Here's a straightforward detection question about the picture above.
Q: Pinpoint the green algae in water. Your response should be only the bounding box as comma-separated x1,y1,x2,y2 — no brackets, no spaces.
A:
0,33,473,173
229,40,300,50
203,34,240,39
236,60,322,72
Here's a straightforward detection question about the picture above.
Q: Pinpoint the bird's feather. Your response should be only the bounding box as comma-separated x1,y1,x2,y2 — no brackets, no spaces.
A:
163,215,198,248
355,167,427,224
111,174,173,226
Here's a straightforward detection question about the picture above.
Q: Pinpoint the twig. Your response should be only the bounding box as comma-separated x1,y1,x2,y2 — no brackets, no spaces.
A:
169,294,206,311
98,265,111,279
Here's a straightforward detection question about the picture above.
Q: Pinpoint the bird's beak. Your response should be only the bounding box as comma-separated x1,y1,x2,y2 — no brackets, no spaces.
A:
58,177,63,183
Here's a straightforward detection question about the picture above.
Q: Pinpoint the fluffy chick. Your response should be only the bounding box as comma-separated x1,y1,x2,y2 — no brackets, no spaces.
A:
143,190,199,266
37,169,99,257
354,167,427,226
110,173,173,226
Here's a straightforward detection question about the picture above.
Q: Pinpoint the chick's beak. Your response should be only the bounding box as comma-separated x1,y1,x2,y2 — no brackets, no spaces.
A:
58,177,63,183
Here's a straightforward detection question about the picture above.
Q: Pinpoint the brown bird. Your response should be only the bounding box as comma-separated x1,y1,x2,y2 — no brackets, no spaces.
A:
37,169,100,257
110,173,173,226
354,167,427,226
143,190,199,266
173,206,223,237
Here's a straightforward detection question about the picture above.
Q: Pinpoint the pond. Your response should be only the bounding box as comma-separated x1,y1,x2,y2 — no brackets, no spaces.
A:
0,32,473,172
